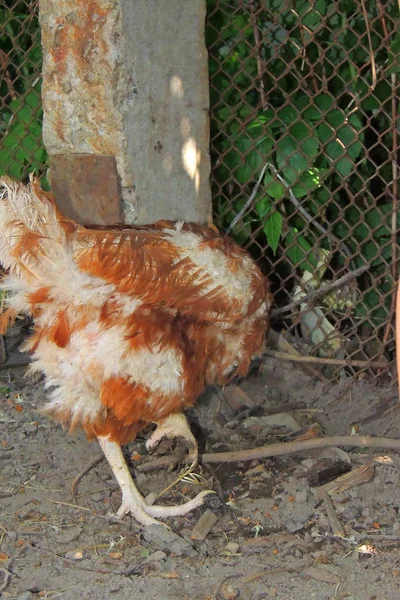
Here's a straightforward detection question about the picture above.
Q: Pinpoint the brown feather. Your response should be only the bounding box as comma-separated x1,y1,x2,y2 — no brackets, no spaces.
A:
0,307,18,335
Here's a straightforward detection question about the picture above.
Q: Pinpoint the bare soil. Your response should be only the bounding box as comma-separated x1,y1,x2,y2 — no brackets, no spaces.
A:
1,350,400,600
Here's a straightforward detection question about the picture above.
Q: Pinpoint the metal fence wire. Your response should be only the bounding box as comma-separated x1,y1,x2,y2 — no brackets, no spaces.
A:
1,1,400,381
207,0,400,381
0,0,47,183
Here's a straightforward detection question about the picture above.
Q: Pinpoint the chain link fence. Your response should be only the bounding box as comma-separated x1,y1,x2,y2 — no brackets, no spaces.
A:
1,0,399,381
207,0,400,381
0,0,47,183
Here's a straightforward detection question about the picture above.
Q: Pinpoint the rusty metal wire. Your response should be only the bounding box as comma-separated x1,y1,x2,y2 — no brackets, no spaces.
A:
0,0,48,183
207,0,400,381
1,1,399,383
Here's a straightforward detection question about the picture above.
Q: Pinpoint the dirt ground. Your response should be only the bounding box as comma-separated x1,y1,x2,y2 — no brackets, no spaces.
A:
1,349,400,600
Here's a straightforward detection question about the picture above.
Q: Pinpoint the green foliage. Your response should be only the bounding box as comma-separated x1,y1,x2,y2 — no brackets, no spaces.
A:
0,2,48,182
208,0,399,325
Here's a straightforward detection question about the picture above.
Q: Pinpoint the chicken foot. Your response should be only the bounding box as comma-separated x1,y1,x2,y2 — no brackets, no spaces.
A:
146,412,199,470
98,436,211,527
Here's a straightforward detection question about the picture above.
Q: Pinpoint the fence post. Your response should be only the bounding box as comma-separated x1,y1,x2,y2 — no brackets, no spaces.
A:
38,0,212,226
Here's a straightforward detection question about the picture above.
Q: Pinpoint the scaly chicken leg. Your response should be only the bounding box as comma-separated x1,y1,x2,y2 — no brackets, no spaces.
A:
98,436,211,527
146,413,199,469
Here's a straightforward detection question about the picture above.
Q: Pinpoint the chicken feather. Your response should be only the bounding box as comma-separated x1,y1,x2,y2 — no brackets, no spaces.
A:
0,177,272,527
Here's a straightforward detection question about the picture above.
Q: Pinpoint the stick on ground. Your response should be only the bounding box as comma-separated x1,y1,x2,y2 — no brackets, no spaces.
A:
138,435,400,472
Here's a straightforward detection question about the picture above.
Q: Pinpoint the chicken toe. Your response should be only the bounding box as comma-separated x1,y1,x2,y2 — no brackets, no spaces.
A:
146,412,199,468
98,436,162,526
97,435,211,527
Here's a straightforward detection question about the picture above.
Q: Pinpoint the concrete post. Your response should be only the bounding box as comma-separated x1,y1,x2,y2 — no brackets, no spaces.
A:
39,0,212,226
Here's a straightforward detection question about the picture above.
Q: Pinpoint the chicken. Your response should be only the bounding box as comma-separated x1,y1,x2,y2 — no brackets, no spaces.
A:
0,177,272,527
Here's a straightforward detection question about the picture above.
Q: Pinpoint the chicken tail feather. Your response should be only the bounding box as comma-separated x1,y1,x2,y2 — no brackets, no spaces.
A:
0,176,75,281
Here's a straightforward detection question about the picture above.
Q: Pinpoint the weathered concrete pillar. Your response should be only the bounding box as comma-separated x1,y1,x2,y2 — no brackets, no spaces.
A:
39,0,211,226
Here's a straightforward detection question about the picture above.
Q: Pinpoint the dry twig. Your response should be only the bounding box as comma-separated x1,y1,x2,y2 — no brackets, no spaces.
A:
71,455,104,499
248,0,267,108
321,490,345,537
382,72,399,358
28,542,142,576
360,0,377,89
138,434,400,472
212,572,244,600
0,567,11,594
271,264,369,317
263,348,387,369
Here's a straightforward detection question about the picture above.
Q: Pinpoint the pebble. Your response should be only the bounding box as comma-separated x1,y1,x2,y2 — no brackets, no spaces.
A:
392,521,400,534
295,489,308,503
91,492,103,502
144,550,167,563
285,518,307,533
349,488,360,499
340,506,362,521
56,526,82,544
224,542,240,554
23,424,37,434
17,593,33,600
65,550,84,561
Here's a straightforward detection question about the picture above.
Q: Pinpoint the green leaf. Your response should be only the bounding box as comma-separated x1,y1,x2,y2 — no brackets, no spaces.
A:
234,164,252,184
8,161,23,179
261,174,286,200
285,229,317,272
0,150,11,176
292,168,323,197
263,210,283,254
235,136,253,153
290,122,319,159
247,149,264,172
278,106,298,124
216,106,231,122
318,122,361,176
224,150,241,170
255,196,271,219
326,109,346,128
22,134,40,152
246,111,275,136
16,106,33,125
277,132,317,183
255,196,283,254
296,0,327,28
315,94,334,112
256,136,274,154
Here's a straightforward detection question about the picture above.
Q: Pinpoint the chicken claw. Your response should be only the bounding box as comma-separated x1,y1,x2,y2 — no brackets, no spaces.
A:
98,436,211,528
146,413,199,469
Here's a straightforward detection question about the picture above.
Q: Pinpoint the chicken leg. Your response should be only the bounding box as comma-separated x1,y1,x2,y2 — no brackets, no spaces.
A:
146,412,199,469
98,436,211,527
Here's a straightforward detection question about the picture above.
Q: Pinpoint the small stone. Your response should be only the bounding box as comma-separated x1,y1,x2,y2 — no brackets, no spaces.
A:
17,593,33,600
340,506,362,521
143,525,196,557
144,550,167,563
224,542,239,554
145,492,158,506
229,434,242,444
64,550,84,561
393,522,400,534
285,518,306,533
56,526,82,544
91,493,103,502
23,424,37,434
295,490,308,503
218,583,240,600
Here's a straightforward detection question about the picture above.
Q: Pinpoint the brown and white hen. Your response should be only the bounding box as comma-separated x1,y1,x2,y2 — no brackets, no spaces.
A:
0,177,272,527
